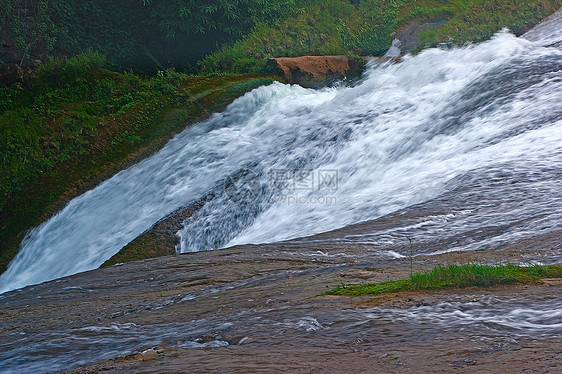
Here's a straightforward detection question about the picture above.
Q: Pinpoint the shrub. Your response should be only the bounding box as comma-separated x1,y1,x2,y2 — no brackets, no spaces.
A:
31,51,106,90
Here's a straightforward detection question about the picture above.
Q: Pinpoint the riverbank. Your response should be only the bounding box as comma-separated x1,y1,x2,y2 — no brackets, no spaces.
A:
0,58,276,273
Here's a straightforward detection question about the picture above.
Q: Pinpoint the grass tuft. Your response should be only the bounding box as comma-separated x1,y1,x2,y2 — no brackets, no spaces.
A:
325,264,562,296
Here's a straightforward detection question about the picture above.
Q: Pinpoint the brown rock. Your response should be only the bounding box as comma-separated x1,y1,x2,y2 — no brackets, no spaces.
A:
267,55,363,88
139,349,157,361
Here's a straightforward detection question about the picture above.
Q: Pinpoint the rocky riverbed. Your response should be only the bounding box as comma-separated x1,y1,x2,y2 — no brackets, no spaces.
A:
1,226,560,373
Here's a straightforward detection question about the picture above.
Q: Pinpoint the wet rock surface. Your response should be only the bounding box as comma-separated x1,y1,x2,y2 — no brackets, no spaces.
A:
68,337,562,373
103,192,216,266
0,233,560,373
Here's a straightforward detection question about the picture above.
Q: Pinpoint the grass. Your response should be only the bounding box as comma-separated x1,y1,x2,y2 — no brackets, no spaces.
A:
415,0,562,47
326,264,562,296
200,0,561,74
0,52,276,273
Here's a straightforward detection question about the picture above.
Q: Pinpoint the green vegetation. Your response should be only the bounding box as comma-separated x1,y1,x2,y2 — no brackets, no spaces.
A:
2,1,559,72
0,1,145,67
201,0,561,73
103,232,175,267
0,51,275,272
0,0,307,70
413,0,562,47
326,264,562,296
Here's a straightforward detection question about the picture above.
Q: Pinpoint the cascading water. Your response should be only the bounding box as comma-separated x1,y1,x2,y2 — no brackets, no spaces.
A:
1,27,561,294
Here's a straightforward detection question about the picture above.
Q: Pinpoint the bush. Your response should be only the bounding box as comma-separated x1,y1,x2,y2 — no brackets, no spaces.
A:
199,0,357,74
31,51,107,90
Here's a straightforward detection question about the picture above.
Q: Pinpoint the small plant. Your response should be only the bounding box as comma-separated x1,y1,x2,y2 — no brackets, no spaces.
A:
30,51,106,90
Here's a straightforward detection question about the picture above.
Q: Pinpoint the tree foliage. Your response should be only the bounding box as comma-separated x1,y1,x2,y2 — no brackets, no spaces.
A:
0,0,302,70
1,0,560,73
0,1,144,67
140,0,300,36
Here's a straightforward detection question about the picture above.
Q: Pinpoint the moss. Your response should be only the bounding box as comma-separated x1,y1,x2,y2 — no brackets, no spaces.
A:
326,264,562,296
104,234,176,267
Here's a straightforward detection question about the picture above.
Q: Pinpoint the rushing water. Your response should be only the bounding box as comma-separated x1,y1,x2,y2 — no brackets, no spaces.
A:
1,293,560,373
1,23,561,293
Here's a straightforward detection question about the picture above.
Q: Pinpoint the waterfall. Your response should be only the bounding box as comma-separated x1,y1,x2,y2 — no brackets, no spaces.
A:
1,27,560,294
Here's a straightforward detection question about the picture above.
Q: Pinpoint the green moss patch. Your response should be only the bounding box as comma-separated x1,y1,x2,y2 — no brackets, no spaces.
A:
326,264,562,296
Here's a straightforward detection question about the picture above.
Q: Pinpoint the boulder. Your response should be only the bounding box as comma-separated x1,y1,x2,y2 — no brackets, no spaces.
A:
267,55,363,88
